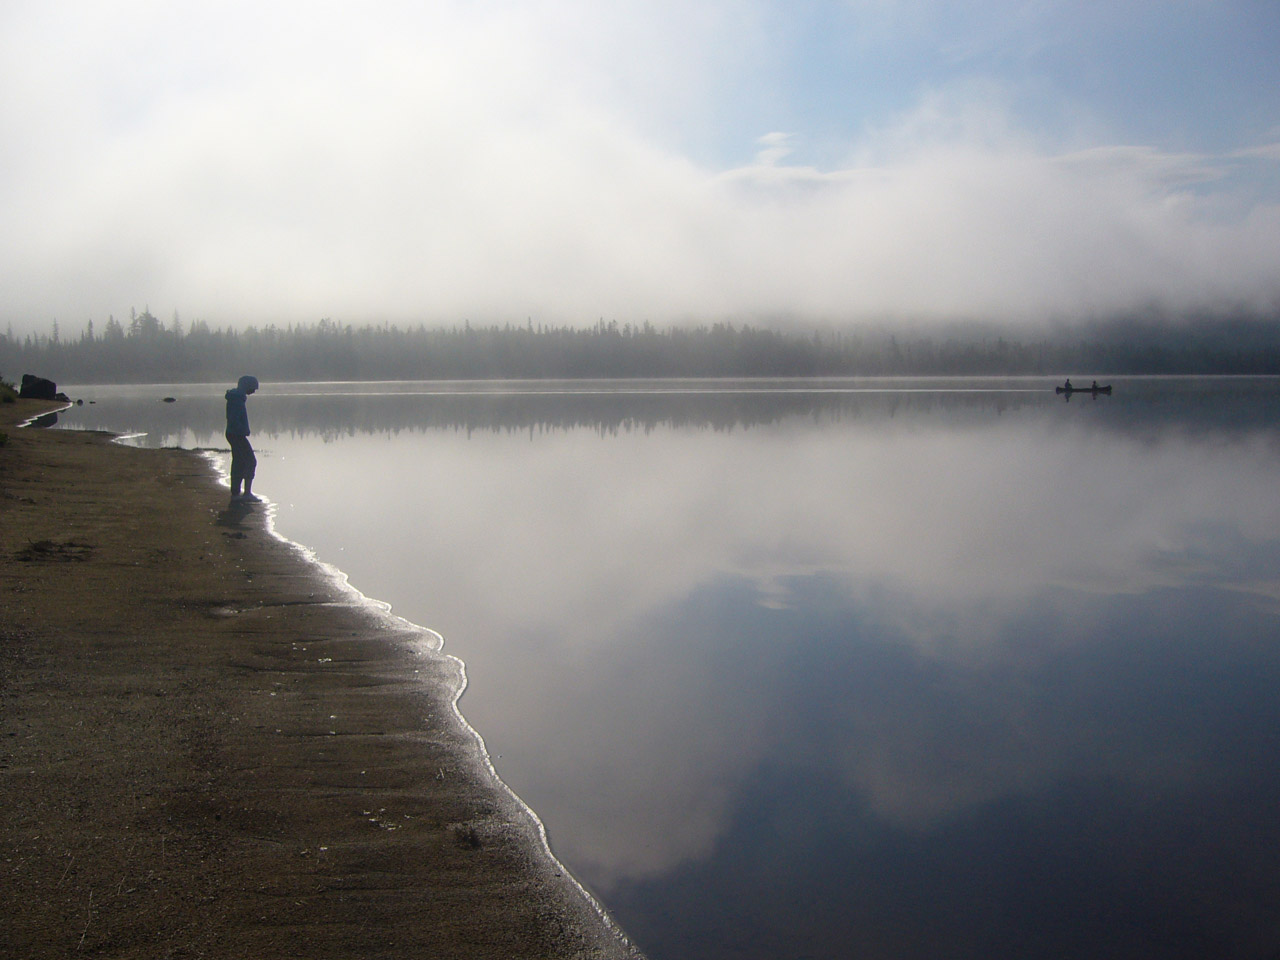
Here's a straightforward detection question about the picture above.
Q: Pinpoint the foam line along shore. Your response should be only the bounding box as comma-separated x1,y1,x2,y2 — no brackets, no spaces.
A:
0,398,641,960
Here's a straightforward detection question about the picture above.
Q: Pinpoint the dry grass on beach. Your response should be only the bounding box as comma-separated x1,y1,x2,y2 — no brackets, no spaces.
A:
0,399,639,959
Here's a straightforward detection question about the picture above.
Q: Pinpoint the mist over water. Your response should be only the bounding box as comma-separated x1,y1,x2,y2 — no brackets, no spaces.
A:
56,378,1280,959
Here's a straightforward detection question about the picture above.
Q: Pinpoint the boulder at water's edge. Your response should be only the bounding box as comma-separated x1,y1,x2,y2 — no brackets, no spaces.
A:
19,374,57,401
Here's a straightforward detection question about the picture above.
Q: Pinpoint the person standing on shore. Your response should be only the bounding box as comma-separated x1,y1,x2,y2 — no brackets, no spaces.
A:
225,375,260,504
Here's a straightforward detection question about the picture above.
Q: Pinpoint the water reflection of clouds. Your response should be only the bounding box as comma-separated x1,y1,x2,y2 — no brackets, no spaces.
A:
813,584,1202,828
1142,520,1280,608
53,383,1280,928
261,411,1280,891
271,420,1280,627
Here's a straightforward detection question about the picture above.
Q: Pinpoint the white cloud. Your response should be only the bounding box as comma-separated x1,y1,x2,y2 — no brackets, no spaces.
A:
754,131,795,166
1,1,1278,332
1233,142,1280,161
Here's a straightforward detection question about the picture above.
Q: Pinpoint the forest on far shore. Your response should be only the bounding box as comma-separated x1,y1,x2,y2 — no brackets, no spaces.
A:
3,310,1280,384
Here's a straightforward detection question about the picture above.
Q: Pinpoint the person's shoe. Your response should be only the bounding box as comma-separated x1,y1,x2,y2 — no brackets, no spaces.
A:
238,493,263,503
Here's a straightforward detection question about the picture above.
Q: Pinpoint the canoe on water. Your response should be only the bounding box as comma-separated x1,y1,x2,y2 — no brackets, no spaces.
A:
1055,384,1112,394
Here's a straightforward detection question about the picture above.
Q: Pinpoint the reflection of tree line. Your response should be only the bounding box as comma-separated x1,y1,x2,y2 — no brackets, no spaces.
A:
265,390,1048,439
8,313,1280,383
55,382,1280,444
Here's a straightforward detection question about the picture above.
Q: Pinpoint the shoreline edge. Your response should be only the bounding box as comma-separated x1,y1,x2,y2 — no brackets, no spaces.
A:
1,399,642,959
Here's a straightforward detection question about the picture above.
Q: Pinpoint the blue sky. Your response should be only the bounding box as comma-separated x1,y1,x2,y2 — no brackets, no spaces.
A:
2,0,1278,334
682,1,1280,167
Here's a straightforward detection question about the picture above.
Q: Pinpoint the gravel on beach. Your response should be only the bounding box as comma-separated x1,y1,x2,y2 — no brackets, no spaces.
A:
0,399,640,960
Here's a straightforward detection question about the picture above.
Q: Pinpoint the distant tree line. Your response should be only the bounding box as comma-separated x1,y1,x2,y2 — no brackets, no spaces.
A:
3,309,1279,384
68,379,1280,445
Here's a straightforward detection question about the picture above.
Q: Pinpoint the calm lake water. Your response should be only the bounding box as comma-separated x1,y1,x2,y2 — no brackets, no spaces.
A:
55,377,1280,960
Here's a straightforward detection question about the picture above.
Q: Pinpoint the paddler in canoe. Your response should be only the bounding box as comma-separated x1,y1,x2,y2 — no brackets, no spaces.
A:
1056,379,1112,395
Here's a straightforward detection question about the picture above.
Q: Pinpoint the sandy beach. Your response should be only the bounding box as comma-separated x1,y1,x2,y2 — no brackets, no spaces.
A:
0,398,640,959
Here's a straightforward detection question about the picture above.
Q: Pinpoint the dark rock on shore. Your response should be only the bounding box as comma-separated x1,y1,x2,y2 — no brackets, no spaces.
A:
18,373,57,400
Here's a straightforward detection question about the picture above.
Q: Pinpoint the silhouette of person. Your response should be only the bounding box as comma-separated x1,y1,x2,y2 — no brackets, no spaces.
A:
226,375,260,504
1064,378,1073,391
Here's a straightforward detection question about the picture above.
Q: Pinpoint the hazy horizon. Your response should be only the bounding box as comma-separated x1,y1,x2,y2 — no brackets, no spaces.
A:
3,1,1279,336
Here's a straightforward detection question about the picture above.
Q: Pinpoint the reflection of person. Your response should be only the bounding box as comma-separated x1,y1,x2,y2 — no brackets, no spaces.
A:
226,375,260,504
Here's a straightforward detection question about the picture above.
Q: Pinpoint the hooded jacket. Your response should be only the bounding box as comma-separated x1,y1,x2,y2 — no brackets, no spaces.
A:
226,375,258,436
225,388,251,437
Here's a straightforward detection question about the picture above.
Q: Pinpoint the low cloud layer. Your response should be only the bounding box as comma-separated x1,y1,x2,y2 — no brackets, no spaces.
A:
3,2,1278,333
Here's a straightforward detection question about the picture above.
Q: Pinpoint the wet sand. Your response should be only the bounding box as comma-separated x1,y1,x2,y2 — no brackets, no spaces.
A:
0,399,641,959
